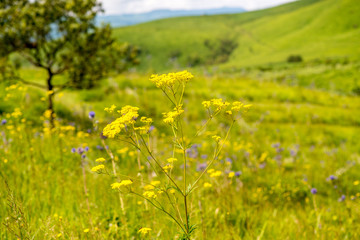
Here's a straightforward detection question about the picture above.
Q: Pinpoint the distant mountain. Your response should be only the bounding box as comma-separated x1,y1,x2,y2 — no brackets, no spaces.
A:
96,7,246,27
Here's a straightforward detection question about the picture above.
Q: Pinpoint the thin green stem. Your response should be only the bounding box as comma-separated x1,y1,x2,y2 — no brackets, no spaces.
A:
189,120,236,193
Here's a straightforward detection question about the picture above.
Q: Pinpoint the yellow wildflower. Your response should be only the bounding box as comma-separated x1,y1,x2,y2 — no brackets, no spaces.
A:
210,171,222,178
103,105,139,138
104,104,117,113
228,172,235,178
111,180,133,189
149,70,193,88
151,180,161,186
144,185,155,190
167,158,177,163
91,165,105,172
84,228,90,233
143,191,157,199
138,227,152,235
212,135,221,142
204,182,212,188
95,157,106,162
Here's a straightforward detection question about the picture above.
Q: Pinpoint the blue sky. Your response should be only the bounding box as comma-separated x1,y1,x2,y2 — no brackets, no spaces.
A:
100,0,295,15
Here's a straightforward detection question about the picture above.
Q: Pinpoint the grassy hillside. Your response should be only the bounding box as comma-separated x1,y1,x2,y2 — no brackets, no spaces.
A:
113,0,360,72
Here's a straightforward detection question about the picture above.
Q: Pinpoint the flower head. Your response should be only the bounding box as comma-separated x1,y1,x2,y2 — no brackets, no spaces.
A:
311,188,317,195
95,157,106,162
89,111,95,119
111,180,133,189
91,164,105,172
138,227,152,235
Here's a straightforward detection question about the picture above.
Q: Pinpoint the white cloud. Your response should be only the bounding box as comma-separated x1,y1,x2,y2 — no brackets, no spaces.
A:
100,0,295,15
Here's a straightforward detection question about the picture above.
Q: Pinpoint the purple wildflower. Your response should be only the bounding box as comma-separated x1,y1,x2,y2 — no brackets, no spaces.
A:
329,175,336,181
81,154,86,159
338,195,345,202
235,171,242,177
85,146,89,152
77,147,84,154
196,162,207,172
272,143,280,148
96,145,104,150
89,111,95,119
311,188,317,194
71,148,76,153
1,119,7,125
148,126,155,133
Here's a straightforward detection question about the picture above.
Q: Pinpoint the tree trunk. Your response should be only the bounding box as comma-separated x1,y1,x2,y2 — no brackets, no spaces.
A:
47,68,55,128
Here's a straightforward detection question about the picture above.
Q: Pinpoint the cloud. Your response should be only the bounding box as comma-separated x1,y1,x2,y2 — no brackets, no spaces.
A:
100,0,294,15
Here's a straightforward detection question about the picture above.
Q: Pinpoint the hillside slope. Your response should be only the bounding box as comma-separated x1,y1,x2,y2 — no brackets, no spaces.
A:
113,0,360,72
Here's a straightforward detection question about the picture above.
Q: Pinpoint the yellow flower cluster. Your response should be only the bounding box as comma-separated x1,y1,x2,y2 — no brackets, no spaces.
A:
202,99,230,111
138,227,152,235
163,106,184,124
143,191,157,199
203,182,212,188
11,108,22,118
140,116,153,124
91,164,105,172
59,125,75,132
149,70,194,88
210,171,222,178
95,157,106,162
166,158,177,163
104,104,117,113
202,99,252,115
212,135,221,142
231,101,252,112
103,105,139,138
162,164,173,172
111,180,133,189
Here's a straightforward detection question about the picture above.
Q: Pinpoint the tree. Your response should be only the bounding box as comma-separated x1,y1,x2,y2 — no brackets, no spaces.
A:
0,0,138,126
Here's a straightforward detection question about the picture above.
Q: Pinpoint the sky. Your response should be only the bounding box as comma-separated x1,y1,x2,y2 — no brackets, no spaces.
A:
100,0,295,15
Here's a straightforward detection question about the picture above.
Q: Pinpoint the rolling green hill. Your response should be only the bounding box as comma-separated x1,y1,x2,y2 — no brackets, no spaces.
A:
113,0,360,72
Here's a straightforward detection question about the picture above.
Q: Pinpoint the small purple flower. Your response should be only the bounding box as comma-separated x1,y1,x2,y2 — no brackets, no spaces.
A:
272,143,280,148
89,111,95,119
71,148,76,153
81,154,86,159
196,162,207,172
85,146,89,152
259,163,266,169
1,119,7,125
225,158,233,164
201,154,208,159
338,195,345,202
77,147,84,154
290,149,297,157
87,129,92,133
235,171,242,177
148,125,155,133
329,175,336,181
96,145,104,150
311,188,317,194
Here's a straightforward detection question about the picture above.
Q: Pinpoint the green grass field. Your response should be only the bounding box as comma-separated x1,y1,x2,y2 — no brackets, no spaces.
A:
1,0,360,239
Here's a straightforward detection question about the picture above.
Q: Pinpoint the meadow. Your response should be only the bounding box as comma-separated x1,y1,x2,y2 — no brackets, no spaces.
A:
1,0,360,239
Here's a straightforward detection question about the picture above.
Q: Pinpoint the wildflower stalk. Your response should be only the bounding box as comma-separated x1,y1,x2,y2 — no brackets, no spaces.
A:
101,139,129,238
130,191,186,234
80,157,93,229
189,119,236,193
